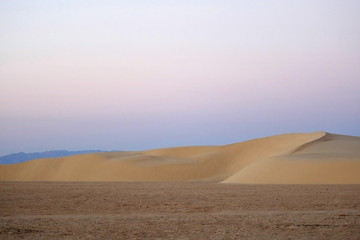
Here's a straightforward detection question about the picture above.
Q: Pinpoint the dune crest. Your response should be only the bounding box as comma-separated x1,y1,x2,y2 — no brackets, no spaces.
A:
1,132,359,184
223,132,360,184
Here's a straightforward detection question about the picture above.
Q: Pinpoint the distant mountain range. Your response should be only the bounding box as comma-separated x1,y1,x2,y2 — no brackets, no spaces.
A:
0,150,105,164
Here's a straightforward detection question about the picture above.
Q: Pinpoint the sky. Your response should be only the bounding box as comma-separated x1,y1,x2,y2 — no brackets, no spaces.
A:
1,0,360,156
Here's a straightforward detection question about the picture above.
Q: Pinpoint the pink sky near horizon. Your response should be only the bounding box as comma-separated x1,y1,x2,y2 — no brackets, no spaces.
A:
1,0,360,155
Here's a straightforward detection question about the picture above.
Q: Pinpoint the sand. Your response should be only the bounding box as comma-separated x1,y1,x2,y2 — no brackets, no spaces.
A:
1,131,359,184
0,182,359,239
1,132,360,239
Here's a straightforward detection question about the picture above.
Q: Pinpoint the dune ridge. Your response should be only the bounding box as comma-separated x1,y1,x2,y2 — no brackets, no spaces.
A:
1,132,359,184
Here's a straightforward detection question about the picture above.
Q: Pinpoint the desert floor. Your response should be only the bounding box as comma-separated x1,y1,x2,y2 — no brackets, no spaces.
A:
0,182,359,239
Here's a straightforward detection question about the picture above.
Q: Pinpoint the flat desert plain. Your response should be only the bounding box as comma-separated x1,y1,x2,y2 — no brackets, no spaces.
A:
1,182,360,239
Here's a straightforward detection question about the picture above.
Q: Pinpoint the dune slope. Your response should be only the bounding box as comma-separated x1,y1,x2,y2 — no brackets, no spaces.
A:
1,132,359,184
223,133,360,184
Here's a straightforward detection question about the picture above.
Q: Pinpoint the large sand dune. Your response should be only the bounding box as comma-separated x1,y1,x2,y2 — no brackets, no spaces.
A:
1,132,360,183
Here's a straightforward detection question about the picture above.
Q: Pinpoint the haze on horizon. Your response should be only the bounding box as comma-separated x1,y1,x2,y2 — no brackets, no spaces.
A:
1,0,360,156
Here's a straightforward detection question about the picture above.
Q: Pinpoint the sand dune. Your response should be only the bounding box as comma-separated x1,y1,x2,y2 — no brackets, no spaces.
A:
1,132,359,184
223,133,360,184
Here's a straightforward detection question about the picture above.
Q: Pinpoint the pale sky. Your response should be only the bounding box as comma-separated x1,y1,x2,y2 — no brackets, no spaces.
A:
1,0,360,155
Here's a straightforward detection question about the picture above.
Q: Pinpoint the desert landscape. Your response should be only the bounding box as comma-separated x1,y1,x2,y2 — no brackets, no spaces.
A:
1,132,360,239
1,132,360,183
2,1,359,239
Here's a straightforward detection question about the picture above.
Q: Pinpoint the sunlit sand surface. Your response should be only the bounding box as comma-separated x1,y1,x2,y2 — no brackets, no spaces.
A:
1,132,359,184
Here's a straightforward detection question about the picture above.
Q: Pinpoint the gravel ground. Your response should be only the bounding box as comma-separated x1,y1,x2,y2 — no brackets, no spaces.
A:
0,182,359,239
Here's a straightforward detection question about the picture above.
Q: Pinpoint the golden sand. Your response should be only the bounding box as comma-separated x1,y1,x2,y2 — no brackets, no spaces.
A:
1,132,359,184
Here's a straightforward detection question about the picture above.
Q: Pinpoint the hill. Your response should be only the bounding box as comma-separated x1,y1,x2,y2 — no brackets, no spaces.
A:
0,132,359,184
0,150,104,164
